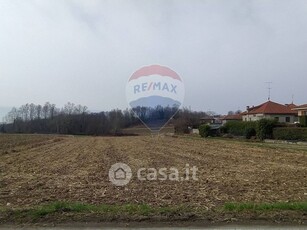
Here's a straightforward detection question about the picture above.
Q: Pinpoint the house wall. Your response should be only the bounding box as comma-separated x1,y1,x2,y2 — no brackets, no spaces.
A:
242,114,298,123
242,114,265,122
298,110,307,116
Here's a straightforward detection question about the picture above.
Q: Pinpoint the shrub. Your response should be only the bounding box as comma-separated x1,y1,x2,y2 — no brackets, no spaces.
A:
223,121,257,137
174,117,190,134
199,124,211,138
244,127,256,139
223,121,246,136
220,125,228,134
300,116,307,127
273,127,307,141
257,119,277,140
222,119,278,140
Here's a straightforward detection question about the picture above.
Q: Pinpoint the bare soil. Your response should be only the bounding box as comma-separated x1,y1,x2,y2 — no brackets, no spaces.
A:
0,134,306,224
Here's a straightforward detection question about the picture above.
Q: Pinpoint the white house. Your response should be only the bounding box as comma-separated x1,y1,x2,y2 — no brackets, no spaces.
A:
242,100,298,123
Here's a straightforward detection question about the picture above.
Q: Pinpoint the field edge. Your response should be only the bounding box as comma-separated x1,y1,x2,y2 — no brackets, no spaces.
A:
0,201,306,225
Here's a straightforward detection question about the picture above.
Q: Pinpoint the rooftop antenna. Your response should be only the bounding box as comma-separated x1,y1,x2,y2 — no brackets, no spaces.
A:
265,82,272,101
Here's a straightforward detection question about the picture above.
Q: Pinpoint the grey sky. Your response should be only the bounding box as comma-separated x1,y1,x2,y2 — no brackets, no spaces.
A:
0,0,307,119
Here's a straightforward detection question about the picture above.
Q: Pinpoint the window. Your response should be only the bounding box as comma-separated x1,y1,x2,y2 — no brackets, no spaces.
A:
286,117,290,122
275,117,279,122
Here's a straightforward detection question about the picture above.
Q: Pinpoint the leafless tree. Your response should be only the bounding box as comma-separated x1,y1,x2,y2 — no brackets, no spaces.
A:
50,104,56,119
36,105,42,119
63,102,75,115
29,103,36,121
5,107,19,123
20,104,30,121
75,104,88,115
42,102,51,119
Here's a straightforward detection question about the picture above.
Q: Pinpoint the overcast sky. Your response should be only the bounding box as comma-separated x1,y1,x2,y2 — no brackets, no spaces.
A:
1,0,307,119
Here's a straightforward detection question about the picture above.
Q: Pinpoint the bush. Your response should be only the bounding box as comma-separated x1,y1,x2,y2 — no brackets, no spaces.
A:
244,127,256,139
300,116,307,127
223,121,245,136
222,119,278,140
199,124,211,138
174,117,190,134
223,121,257,137
220,125,228,134
273,127,307,141
256,119,277,140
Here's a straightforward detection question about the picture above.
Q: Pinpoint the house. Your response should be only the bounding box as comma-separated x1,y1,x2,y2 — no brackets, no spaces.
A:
200,116,222,125
221,114,243,125
292,104,307,127
200,116,215,124
242,100,298,123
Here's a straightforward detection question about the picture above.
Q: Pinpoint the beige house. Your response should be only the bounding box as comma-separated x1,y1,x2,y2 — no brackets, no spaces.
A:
292,104,307,127
242,101,298,123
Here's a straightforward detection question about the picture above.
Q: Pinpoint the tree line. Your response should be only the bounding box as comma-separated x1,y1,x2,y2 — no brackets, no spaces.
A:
0,102,210,135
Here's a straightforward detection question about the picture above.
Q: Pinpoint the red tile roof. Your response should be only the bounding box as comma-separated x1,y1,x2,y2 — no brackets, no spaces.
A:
285,103,297,109
222,114,243,120
292,104,307,110
246,101,297,115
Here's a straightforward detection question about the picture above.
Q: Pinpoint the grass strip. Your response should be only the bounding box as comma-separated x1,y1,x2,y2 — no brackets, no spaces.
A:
224,202,307,212
0,202,192,219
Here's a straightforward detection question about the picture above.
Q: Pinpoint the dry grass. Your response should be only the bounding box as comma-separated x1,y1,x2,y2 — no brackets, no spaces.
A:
0,134,306,223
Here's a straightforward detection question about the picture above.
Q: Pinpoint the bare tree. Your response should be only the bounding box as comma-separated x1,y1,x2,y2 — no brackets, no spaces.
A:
42,102,51,119
29,103,36,121
50,104,56,119
20,104,30,121
63,102,75,115
36,105,42,119
75,104,88,115
5,107,18,123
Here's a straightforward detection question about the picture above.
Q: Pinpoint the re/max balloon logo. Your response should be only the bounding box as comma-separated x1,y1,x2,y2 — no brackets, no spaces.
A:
133,82,178,94
126,65,185,132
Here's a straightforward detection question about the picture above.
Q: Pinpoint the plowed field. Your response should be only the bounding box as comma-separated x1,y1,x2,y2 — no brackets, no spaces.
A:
0,134,306,223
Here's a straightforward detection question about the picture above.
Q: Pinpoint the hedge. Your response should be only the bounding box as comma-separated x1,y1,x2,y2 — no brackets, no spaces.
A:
256,119,277,140
223,121,257,136
199,124,211,137
273,127,307,141
300,116,307,127
221,119,277,140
